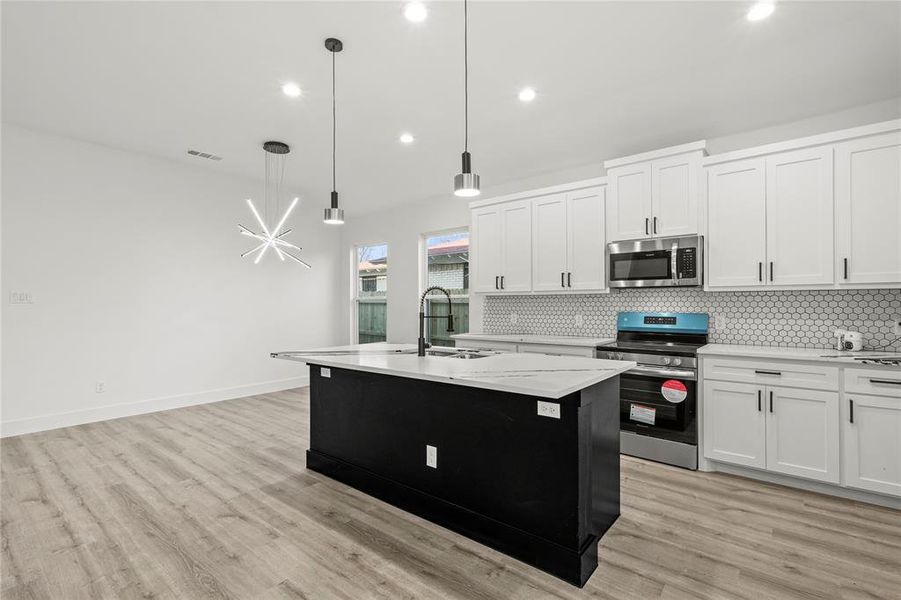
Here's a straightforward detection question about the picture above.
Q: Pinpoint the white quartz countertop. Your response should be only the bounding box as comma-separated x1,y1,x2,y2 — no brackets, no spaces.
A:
699,344,901,366
452,333,615,347
272,343,635,399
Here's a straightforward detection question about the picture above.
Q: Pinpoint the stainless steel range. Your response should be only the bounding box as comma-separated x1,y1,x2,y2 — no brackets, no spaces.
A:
597,312,709,470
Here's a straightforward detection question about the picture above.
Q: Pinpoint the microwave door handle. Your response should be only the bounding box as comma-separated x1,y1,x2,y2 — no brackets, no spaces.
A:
671,242,679,284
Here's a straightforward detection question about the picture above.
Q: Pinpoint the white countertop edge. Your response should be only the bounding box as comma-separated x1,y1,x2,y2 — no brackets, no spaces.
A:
452,333,615,347
698,343,901,366
297,356,635,399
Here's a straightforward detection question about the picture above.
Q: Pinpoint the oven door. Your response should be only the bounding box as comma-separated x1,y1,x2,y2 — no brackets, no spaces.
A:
619,366,697,445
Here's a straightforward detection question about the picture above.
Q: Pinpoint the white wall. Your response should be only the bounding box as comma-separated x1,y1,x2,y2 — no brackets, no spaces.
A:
339,99,901,344
1,124,342,436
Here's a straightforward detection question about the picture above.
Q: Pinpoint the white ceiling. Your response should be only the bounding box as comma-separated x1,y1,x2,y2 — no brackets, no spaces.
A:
3,1,900,216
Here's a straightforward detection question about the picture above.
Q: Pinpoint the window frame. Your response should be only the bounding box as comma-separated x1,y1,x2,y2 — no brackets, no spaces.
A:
420,227,470,345
352,242,389,344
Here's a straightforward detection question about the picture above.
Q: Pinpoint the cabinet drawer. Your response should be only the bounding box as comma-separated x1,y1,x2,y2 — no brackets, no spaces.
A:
461,341,519,353
702,357,838,391
517,343,595,357
845,368,901,397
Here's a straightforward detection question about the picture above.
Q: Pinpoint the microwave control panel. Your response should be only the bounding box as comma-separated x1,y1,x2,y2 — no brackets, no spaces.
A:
676,247,697,279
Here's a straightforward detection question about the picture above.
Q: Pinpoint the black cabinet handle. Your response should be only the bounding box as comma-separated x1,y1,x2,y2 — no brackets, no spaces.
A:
757,390,762,412
495,276,499,290
870,379,901,386
653,217,658,234
561,272,565,288
755,370,782,376
769,261,774,282
769,391,773,413
758,262,763,282
567,272,572,287
843,257,849,280
849,399,854,424
500,276,505,289
645,218,649,235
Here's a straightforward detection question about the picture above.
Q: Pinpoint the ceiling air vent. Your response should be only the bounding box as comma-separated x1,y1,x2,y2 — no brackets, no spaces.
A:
187,149,223,161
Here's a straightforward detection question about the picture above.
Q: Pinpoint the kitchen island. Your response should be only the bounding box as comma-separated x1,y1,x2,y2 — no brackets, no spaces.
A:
272,343,635,586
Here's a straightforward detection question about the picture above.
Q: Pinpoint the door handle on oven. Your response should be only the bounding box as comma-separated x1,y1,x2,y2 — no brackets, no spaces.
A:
626,365,697,380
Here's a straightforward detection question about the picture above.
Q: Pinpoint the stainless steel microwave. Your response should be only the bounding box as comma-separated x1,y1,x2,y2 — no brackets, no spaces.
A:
607,235,703,288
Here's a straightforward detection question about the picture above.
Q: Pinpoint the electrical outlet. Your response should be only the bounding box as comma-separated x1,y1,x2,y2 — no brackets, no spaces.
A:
95,381,105,394
574,314,584,328
509,313,518,326
321,367,331,378
9,291,33,305
537,401,561,419
426,445,437,468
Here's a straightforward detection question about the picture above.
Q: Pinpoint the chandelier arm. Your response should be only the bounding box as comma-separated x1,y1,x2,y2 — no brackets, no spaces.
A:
271,197,299,239
241,240,268,258
283,250,313,269
246,199,273,238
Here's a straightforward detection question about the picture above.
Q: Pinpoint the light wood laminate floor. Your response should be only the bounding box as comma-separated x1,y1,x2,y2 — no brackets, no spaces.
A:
2,388,900,600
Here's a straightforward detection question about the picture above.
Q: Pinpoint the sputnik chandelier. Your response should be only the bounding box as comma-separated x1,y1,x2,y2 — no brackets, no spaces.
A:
239,141,311,268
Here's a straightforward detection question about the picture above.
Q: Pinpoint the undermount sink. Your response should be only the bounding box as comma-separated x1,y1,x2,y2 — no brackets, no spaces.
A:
425,348,493,359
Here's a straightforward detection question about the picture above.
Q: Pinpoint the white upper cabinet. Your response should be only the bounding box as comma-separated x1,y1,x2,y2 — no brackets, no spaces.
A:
605,142,705,243
706,159,768,288
652,153,701,238
471,200,532,293
532,187,607,292
607,164,652,241
835,131,901,285
471,205,502,293
765,147,835,286
499,200,532,292
531,194,568,291
566,187,606,290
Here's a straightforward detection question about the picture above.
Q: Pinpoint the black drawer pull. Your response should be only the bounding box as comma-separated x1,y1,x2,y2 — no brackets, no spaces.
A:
755,370,782,376
869,379,901,386
769,390,773,413
757,390,762,412
849,399,854,424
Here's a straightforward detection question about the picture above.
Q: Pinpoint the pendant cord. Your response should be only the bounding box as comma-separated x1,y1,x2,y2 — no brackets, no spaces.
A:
463,0,469,153
332,49,337,193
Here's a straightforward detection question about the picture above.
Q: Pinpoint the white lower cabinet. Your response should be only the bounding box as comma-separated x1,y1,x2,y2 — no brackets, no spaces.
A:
843,392,901,496
703,380,766,468
766,387,840,483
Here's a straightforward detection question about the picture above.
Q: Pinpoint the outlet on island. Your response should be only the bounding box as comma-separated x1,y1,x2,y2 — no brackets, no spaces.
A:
426,444,438,468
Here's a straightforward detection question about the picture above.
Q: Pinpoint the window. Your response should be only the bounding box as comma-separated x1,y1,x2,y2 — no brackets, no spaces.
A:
422,230,469,347
354,244,388,343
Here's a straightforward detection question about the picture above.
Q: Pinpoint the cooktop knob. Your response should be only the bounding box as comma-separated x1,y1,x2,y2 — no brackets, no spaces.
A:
673,358,682,366
662,357,672,365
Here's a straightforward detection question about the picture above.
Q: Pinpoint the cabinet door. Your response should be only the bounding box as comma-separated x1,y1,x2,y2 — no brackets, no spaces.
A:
766,387,840,483
566,187,606,291
607,164,652,242
703,380,766,468
835,132,901,285
765,148,834,286
844,393,901,497
706,159,767,288
500,200,532,292
471,206,502,293
531,194,568,291
652,154,699,237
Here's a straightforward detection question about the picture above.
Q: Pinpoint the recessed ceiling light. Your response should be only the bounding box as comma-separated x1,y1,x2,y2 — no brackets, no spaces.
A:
281,82,302,98
746,2,775,21
399,133,415,144
518,87,537,103
404,2,428,23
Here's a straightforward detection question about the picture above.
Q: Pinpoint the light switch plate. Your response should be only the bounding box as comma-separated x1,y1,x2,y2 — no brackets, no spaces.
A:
537,401,561,419
321,367,331,378
426,445,437,468
9,291,33,305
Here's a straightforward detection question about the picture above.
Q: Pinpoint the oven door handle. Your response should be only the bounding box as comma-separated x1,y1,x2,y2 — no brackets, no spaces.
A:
627,365,697,381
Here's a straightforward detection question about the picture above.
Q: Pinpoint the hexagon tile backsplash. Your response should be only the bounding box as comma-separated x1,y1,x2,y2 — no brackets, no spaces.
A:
483,289,901,351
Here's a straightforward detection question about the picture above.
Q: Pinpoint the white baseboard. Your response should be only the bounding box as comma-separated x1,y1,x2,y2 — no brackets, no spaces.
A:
710,461,901,510
0,375,310,438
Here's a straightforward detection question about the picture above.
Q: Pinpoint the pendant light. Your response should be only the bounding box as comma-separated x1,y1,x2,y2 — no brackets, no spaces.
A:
453,0,480,197
323,37,345,225
238,141,311,268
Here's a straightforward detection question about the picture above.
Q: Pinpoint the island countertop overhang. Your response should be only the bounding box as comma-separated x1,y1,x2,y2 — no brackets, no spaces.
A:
272,343,635,400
